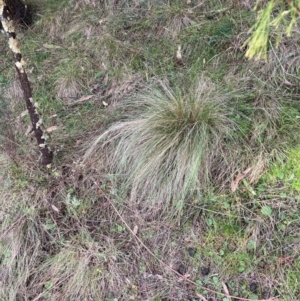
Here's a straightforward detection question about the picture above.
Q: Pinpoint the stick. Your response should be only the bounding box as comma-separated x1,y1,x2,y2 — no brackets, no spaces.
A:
0,0,52,166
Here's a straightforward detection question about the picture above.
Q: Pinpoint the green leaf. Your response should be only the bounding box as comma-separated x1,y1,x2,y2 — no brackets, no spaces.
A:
238,266,245,272
70,196,81,207
261,205,272,217
206,219,213,226
242,179,256,195
45,281,53,290
223,201,230,209
44,222,56,230
277,171,285,180
247,240,256,250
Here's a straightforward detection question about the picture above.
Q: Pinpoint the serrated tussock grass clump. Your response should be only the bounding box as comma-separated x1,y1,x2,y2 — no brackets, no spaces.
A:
87,78,246,213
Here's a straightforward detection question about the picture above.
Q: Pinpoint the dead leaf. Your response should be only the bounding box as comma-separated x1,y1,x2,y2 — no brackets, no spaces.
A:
178,273,191,282
196,293,208,301
46,126,59,133
51,204,59,212
284,80,295,87
69,95,94,105
222,281,231,300
25,125,32,136
231,167,252,192
43,43,63,49
18,110,28,118
102,101,108,106
176,45,182,60
277,256,293,265
125,278,131,284
132,225,138,235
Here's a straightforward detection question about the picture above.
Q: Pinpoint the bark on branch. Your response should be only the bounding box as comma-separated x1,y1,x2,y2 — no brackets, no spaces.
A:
0,0,32,29
0,0,52,166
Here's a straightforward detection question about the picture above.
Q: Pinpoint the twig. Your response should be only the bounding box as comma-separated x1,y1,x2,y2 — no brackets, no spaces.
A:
196,293,208,301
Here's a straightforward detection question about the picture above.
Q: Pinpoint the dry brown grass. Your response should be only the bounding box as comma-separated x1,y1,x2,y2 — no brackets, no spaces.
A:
32,232,131,300
0,162,205,300
233,0,258,9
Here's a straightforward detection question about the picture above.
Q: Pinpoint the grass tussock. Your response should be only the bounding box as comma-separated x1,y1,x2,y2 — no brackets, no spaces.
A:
0,216,43,300
85,78,248,213
33,232,129,301
53,55,93,99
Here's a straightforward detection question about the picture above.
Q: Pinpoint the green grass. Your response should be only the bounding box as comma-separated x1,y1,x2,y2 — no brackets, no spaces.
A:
0,0,300,300
264,148,300,191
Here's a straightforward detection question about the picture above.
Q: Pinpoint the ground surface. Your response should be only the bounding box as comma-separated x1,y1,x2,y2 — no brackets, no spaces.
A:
0,1,300,300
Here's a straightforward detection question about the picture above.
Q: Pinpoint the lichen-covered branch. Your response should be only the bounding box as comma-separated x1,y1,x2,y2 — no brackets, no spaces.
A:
0,0,32,30
0,0,52,166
